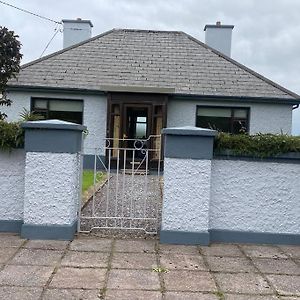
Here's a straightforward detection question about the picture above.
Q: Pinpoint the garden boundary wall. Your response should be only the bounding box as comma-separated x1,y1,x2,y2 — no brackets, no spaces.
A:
0,120,85,240
160,126,300,245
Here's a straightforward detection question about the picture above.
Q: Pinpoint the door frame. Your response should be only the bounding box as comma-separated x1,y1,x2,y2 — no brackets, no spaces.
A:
107,92,168,140
106,92,168,168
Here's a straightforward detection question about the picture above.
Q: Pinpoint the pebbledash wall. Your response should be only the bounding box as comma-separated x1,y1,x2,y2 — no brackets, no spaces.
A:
3,91,294,168
167,99,293,134
160,126,300,246
0,120,85,240
3,90,107,157
0,150,25,231
1,122,299,244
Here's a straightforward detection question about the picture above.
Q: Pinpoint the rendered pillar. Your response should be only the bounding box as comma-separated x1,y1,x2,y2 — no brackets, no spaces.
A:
160,126,217,245
21,120,86,240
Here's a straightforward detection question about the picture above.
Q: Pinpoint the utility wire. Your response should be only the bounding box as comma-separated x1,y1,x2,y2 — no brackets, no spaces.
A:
0,0,61,24
40,25,62,58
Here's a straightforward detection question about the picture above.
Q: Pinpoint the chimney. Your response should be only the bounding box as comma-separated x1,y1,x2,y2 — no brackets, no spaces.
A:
204,21,234,57
62,18,93,48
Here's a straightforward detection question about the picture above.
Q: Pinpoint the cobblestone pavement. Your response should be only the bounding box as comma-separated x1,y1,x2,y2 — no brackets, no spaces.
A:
0,233,299,300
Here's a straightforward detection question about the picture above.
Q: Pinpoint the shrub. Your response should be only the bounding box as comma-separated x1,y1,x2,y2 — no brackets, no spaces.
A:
214,132,300,158
0,121,24,150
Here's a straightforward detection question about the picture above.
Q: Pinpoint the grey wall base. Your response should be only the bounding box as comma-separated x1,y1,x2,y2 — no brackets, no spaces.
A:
83,155,106,170
160,229,300,246
160,230,210,245
210,229,300,245
0,220,23,233
21,221,77,241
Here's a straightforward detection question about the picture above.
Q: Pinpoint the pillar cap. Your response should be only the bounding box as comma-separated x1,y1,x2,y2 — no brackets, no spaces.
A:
162,126,217,137
22,119,86,131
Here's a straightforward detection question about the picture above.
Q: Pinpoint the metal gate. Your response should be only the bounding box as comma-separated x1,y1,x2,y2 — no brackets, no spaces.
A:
78,135,163,235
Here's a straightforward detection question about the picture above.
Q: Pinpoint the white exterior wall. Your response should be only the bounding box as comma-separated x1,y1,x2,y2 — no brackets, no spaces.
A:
0,150,25,221
24,152,80,225
210,159,300,234
167,99,293,134
3,91,107,155
161,157,211,232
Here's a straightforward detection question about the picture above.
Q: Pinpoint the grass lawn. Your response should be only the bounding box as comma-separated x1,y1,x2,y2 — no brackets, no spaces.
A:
82,170,106,193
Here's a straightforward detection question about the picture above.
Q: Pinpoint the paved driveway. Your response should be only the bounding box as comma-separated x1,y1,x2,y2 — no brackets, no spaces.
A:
0,233,299,300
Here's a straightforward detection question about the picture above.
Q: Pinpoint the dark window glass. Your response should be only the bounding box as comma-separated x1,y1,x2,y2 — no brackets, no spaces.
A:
196,106,249,134
32,98,83,124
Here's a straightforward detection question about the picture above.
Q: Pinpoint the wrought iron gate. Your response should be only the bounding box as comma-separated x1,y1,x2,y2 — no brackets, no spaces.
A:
79,135,163,235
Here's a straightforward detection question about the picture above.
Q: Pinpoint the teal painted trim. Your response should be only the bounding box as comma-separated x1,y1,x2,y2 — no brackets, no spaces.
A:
22,120,86,131
210,229,300,245
160,230,210,245
171,94,300,105
204,24,234,31
164,134,215,160
214,153,300,164
159,229,300,246
83,154,106,170
8,86,300,104
7,85,106,96
162,126,217,137
7,84,174,95
24,129,82,153
0,220,23,233
21,220,77,241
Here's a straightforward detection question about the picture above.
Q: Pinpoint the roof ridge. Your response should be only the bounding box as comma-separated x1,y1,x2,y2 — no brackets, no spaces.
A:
115,28,184,34
182,32,300,99
20,28,116,69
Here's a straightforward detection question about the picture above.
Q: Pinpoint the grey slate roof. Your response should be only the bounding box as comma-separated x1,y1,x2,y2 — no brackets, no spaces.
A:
9,29,299,99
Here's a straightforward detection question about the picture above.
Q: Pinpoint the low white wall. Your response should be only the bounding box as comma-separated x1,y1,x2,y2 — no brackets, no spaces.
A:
167,99,293,134
24,152,80,225
3,91,107,155
0,149,25,221
210,159,300,234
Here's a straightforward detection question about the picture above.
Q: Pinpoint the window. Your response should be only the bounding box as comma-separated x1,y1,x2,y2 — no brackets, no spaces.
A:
135,116,147,139
196,106,249,134
31,98,83,124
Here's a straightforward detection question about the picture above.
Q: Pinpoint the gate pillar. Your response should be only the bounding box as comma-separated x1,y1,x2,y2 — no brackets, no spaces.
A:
21,120,86,240
160,126,217,245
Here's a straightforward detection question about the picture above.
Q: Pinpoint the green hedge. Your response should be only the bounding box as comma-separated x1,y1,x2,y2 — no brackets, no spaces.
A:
0,109,45,151
214,132,300,158
0,121,24,150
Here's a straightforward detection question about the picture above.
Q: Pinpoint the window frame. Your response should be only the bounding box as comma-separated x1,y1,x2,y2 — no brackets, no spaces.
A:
31,97,84,125
195,105,250,134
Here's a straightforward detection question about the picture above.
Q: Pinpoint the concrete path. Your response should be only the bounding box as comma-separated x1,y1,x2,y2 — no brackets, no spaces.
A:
0,233,299,299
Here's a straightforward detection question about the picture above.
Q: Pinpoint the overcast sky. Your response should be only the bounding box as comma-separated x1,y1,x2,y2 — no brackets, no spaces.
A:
1,0,300,134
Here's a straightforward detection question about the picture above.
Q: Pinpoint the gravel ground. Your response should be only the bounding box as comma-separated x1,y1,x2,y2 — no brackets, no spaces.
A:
80,173,163,238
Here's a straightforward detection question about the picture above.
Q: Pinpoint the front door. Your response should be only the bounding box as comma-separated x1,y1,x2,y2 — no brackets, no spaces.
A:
107,93,167,169
123,104,150,154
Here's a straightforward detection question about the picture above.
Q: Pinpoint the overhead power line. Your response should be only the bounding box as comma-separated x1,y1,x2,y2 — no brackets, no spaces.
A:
0,0,61,24
40,25,62,58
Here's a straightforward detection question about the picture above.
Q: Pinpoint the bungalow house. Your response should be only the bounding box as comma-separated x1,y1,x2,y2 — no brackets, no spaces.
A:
4,19,300,168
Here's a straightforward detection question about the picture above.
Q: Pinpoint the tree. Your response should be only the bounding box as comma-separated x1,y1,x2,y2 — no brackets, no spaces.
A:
0,26,22,120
